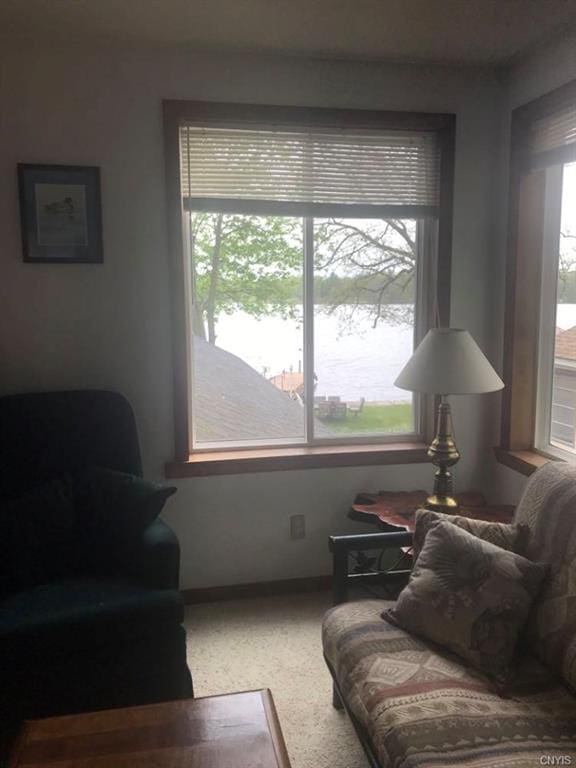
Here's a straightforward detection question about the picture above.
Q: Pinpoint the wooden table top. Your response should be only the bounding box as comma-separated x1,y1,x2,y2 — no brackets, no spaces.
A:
9,689,291,768
349,490,515,532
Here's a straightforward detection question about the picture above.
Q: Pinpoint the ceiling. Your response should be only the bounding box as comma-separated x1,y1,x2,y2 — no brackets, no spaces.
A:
1,0,575,67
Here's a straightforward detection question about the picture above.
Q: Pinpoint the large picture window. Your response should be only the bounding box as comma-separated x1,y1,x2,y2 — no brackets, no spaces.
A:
164,102,454,472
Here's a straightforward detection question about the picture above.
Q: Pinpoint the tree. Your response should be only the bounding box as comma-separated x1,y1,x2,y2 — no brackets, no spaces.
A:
189,213,302,343
314,218,416,328
558,231,576,303
189,213,418,343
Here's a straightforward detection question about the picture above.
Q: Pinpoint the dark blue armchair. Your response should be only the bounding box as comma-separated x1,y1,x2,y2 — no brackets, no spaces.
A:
0,390,192,748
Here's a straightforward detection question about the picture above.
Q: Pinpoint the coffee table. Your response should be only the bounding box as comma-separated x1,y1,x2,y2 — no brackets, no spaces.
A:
9,689,291,768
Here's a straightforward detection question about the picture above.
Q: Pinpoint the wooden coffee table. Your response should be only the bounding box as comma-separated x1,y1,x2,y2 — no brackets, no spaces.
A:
9,689,291,768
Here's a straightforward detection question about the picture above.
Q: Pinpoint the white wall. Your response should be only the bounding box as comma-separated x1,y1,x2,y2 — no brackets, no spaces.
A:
0,43,503,588
508,32,576,109
489,32,576,505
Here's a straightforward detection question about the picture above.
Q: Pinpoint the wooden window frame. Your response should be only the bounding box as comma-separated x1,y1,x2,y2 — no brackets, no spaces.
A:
163,100,455,477
497,79,576,476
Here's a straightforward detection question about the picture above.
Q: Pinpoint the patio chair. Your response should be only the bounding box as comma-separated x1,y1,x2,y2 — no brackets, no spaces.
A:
347,397,365,417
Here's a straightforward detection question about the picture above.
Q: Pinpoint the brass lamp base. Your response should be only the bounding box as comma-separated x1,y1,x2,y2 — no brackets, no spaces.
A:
425,397,460,515
426,492,459,514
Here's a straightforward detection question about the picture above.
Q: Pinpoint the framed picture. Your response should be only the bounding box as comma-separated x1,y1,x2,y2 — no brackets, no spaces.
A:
18,164,103,263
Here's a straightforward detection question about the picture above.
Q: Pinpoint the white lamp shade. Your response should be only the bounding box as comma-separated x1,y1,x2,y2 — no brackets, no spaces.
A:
394,328,504,395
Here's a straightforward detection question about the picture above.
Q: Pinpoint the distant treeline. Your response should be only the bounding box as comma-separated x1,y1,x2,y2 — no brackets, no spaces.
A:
559,271,576,303
282,272,415,305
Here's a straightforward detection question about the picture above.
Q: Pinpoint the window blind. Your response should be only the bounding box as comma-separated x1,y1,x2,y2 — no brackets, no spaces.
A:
530,103,576,155
180,125,440,213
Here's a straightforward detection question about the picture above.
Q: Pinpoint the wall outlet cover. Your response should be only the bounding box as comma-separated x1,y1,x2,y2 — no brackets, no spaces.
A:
290,514,306,539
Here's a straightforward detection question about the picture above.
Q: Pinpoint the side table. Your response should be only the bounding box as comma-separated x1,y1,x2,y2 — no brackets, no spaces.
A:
349,489,515,531
332,490,516,604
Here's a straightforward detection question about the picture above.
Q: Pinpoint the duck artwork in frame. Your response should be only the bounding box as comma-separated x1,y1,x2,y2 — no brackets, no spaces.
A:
18,164,103,263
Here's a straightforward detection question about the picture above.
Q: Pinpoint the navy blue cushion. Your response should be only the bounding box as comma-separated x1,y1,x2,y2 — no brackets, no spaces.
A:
0,476,79,594
0,580,188,721
0,579,184,641
0,467,178,594
73,466,177,540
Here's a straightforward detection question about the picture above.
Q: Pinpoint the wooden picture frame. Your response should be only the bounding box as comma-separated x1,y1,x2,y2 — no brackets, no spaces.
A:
18,164,103,263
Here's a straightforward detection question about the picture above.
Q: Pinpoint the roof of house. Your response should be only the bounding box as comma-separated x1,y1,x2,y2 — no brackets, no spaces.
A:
269,370,304,394
193,336,329,443
556,326,576,361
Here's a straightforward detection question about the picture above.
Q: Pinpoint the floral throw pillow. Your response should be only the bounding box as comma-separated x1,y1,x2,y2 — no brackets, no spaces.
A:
413,508,529,560
384,521,548,683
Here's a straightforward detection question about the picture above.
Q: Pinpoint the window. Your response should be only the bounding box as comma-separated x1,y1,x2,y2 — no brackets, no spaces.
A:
536,161,576,457
164,102,454,472
498,80,576,473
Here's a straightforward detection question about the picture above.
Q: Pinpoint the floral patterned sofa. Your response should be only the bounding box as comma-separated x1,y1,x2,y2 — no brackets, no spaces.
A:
322,462,576,768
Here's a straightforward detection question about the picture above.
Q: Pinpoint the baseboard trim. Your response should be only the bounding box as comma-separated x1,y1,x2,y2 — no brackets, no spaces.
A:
182,575,333,604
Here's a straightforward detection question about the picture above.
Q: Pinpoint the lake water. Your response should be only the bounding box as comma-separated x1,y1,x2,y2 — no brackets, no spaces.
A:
214,304,576,404
215,305,414,402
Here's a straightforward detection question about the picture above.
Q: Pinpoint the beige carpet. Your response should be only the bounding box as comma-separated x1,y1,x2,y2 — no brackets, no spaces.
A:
185,591,369,768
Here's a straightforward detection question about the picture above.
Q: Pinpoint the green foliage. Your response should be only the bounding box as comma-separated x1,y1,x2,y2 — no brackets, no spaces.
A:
277,272,415,306
558,231,576,302
558,270,576,303
314,272,415,305
189,213,418,342
313,218,416,322
191,213,303,341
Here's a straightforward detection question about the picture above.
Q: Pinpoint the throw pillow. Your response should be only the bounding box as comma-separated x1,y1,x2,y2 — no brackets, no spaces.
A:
0,475,78,593
412,508,529,560
383,521,548,683
73,466,177,540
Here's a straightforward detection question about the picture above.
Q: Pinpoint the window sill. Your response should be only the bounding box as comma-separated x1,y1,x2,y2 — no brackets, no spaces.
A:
166,442,429,478
493,446,557,476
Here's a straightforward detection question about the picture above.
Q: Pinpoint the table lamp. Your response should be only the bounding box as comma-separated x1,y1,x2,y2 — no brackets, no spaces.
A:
394,328,504,514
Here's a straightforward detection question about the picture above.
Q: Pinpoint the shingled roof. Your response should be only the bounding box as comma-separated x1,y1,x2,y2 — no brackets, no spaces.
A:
269,370,304,395
193,336,329,443
556,326,576,361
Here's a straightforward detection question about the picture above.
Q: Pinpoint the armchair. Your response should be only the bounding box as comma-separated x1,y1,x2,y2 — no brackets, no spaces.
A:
0,390,192,746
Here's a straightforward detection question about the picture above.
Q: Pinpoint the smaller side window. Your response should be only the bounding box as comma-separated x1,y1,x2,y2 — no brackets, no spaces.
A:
500,81,576,470
536,161,576,457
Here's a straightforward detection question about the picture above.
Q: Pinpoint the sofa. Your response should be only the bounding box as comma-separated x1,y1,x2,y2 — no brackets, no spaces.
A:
0,390,192,744
322,462,576,767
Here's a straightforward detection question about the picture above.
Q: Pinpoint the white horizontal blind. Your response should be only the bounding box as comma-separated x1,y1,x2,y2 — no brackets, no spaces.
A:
531,103,576,155
180,125,440,209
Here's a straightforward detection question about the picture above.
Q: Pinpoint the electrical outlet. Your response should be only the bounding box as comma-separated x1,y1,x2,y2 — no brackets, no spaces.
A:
290,514,306,540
